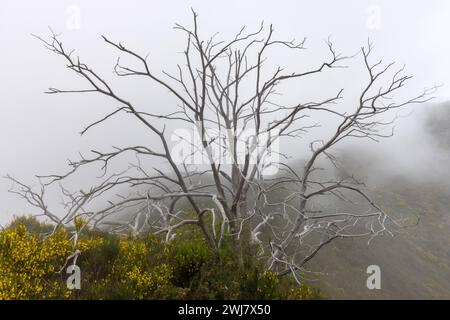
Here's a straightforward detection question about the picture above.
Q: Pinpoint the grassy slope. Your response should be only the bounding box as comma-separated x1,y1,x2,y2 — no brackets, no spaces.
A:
306,178,450,299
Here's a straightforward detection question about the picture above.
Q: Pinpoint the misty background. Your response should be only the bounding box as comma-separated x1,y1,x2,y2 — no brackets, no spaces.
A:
1,0,450,299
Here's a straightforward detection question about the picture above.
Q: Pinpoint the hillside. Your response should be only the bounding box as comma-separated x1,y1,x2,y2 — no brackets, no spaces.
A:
307,177,450,299
306,102,450,299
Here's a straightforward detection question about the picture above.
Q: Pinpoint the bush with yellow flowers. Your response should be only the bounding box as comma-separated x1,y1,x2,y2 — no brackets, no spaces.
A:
108,238,176,299
0,223,71,299
0,216,111,300
285,285,324,300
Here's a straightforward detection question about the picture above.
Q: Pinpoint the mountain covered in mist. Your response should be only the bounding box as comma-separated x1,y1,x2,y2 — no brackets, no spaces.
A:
308,166,450,299
305,101,450,299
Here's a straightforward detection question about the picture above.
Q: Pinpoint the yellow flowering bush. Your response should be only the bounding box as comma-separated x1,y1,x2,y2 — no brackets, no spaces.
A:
286,285,324,300
0,219,106,300
0,225,71,300
77,237,105,252
109,239,174,299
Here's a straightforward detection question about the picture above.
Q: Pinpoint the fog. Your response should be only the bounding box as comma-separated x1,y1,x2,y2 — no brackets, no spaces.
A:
1,0,450,227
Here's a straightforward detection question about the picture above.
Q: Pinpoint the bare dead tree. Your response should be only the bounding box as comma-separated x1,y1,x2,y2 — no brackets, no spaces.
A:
8,10,435,281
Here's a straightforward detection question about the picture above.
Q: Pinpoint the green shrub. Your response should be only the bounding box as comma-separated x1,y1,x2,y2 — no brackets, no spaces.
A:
169,238,210,287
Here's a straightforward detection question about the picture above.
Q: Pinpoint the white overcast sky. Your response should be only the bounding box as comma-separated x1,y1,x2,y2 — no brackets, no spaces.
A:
1,0,450,224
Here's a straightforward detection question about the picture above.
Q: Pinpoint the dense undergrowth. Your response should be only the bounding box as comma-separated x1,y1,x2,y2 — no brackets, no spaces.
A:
0,216,323,300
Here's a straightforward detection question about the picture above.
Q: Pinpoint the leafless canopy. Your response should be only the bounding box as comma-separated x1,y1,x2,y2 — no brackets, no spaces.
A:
8,10,435,281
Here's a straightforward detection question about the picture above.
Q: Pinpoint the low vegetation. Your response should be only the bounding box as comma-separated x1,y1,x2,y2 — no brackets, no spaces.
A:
0,216,323,300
